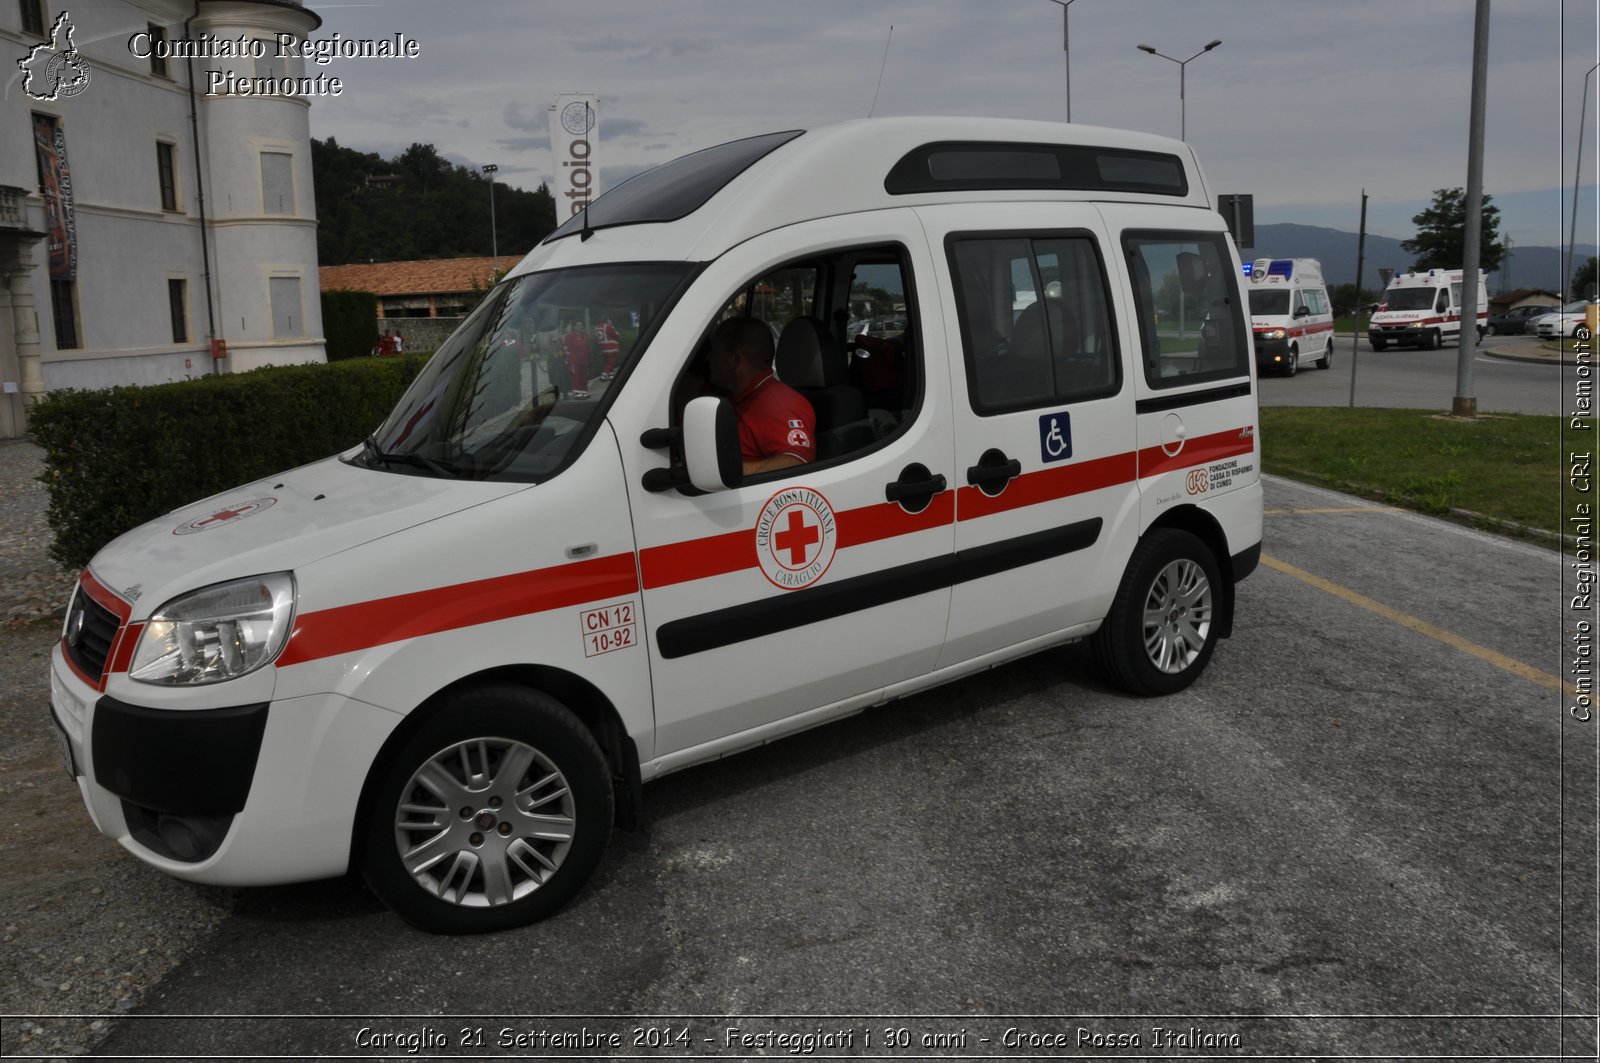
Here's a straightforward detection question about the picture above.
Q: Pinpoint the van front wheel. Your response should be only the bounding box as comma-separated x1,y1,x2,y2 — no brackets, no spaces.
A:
1093,529,1221,696
360,685,614,934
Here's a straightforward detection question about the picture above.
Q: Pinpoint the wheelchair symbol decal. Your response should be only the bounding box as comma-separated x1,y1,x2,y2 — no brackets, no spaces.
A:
1038,412,1073,464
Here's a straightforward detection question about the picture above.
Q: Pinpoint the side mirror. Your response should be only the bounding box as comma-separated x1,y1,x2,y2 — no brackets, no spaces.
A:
1293,305,1311,318
682,395,743,492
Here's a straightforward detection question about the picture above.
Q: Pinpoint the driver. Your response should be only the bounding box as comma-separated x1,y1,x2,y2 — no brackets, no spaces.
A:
707,317,815,475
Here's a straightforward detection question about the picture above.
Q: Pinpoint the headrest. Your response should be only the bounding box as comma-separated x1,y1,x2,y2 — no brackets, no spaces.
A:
775,317,844,388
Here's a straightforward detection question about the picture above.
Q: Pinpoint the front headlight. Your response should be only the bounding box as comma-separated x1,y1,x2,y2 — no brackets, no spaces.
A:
1262,328,1286,341
130,573,296,685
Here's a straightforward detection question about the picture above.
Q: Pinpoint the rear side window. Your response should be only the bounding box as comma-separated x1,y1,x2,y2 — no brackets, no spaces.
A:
888,142,1187,197
948,233,1120,414
1122,232,1249,389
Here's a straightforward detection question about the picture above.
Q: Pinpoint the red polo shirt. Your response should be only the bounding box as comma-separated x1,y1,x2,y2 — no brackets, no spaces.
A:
733,370,815,465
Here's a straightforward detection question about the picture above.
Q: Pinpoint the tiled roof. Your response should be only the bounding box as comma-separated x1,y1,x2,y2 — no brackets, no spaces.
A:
318,255,520,296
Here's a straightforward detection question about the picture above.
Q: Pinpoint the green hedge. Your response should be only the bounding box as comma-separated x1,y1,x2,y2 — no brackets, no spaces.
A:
320,289,380,361
31,356,427,568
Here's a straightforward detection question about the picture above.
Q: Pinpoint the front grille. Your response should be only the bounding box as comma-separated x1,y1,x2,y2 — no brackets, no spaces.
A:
64,586,120,684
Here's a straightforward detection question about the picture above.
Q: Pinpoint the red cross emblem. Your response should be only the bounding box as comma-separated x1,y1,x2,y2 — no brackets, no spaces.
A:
774,508,821,567
755,487,837,590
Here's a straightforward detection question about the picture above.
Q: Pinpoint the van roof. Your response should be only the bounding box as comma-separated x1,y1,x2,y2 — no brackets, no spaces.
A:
513,116,1213,275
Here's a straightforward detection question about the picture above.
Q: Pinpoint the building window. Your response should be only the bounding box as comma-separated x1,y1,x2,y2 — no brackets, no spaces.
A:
168,279,188,343
260,151,294,215
20,1,45,37
254,40,283,81
147,23,168,77
50,278,78,349
270,276,302,338
156,141,178,211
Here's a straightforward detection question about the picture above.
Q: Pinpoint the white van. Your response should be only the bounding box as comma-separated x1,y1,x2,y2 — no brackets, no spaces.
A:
1368,268,1489,350
50,117,1263,933
1245,257,1334,376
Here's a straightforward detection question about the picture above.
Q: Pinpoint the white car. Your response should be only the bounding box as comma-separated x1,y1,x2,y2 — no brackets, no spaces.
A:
51,117,1263,934
1534,300,1594,339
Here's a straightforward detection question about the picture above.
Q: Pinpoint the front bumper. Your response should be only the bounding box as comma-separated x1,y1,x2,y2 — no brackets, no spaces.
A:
51,645,402,886
1253,335,1290,370
1368,326,1425,344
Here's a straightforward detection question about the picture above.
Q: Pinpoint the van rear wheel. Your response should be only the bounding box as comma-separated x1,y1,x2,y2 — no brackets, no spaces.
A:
1093,528,1221,696
360,685,613,934
1317,339,1333,370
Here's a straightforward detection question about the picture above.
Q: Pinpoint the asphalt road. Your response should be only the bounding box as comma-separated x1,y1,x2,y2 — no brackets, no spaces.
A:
1258,333,1564,415
32,476,1584,1062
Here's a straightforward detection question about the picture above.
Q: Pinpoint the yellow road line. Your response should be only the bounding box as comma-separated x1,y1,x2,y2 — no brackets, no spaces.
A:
1264,506,1405,515
1259,554,1574,698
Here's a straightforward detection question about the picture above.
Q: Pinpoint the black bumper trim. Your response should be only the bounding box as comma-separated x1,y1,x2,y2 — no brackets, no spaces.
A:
92,697,268,817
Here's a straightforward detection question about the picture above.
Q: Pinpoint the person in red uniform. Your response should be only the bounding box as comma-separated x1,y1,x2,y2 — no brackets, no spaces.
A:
596,318,621,380
562,321,591,398
707,317,814,475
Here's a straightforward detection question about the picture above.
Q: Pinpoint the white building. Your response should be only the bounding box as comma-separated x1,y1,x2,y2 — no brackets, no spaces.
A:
1,0,327,439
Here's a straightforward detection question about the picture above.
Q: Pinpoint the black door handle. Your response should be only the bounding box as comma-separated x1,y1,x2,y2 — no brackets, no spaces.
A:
885,463,947,514
966,448,1022,496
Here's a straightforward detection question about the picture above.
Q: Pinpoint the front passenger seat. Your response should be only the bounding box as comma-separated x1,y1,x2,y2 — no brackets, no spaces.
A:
775,317,871,459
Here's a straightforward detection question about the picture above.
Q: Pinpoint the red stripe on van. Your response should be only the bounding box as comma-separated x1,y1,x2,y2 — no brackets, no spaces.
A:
275,552,640,668
1137,429,1256,479
270,426,1252,665
638,491,958,590
956,451,1136,521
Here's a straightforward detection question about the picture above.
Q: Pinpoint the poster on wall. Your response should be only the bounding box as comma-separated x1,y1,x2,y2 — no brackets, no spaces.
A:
32,114,77,281
549,93,599,220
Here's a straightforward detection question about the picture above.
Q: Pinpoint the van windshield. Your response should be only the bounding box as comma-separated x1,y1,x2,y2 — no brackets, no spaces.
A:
1383,288,1436,311
357,263,691,482
1247,290,1289,316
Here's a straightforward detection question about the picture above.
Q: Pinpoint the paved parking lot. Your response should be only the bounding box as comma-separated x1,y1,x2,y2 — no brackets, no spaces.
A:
3,472,1591,1061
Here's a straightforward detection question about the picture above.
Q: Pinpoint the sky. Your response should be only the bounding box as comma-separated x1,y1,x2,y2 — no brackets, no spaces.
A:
293,0,1598,250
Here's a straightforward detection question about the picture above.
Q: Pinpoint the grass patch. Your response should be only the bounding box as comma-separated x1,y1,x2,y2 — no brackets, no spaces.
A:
1260,407,1563,536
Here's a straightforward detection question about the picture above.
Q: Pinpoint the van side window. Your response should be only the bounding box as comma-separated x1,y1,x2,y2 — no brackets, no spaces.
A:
1123,232,1248,388
948,234,1119,413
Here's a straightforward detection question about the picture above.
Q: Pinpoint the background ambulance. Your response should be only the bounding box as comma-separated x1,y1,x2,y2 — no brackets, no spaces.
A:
1244,258,1334,376
50,117,1263,934
1368,268,1489,350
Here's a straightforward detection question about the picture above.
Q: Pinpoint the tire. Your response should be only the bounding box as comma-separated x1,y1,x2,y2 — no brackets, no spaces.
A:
1092,528,1222,697
1419,329,1439,351
1317,339,1333,370
1485,323,1498,337
360,685,614,934
1370,337,1387,351
1284,344,1298,377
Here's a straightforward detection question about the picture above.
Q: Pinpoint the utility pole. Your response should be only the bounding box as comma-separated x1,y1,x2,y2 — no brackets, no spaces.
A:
482,163,499,276
1044,0,1079,122
1453,0,1489,419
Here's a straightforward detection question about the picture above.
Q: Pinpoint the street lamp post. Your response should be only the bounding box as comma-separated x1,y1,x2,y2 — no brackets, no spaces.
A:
482,163,499,275
1567,63,1599,299
1044,0,1079,123
1136,38,1222,141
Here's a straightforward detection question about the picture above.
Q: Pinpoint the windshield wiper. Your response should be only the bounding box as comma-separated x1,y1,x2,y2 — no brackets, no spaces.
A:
360,435,459,478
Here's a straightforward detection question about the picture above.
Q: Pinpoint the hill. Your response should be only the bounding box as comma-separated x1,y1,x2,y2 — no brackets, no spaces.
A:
1250,222,1593,296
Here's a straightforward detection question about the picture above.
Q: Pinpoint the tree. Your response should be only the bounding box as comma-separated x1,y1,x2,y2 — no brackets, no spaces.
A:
1400,187,1505,274
1572,256,1599,300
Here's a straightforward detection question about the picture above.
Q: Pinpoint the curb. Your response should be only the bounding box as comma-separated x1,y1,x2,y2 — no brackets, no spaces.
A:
1480,346,1579,366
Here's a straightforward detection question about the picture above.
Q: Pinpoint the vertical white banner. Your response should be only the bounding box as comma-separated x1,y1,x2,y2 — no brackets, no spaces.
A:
550,93,600,219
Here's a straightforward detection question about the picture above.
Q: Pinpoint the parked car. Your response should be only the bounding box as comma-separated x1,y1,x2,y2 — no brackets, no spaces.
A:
1485,303,1557,336
50,116,1263,934
1534,300,1595,339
